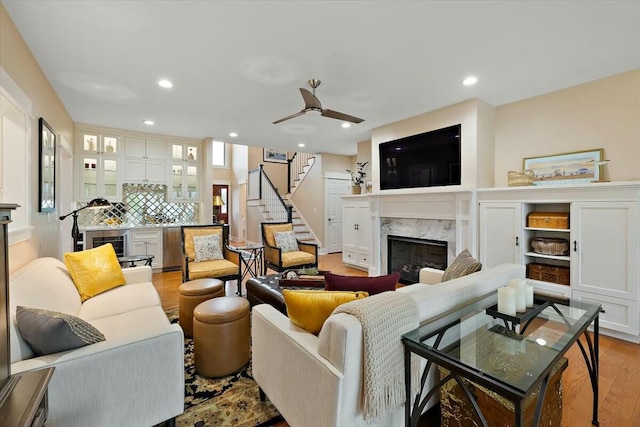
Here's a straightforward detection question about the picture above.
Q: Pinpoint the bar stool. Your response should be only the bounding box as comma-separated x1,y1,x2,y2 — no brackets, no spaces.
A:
178,278,224,338
193,296,250,377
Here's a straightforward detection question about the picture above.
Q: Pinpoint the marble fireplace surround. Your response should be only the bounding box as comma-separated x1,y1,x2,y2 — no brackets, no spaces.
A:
364,189,476,278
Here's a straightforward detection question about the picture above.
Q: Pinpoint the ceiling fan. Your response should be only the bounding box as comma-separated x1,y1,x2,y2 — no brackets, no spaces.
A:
273,79,364,125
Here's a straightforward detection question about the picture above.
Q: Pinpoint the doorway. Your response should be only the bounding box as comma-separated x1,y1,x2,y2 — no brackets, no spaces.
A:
325,177,351,253
212,184,229,224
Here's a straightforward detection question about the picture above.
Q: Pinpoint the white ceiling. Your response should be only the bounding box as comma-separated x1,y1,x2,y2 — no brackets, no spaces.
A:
3,1,639,156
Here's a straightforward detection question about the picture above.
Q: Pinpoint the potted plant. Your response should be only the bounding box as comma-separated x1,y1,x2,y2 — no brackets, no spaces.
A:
346,161,368,194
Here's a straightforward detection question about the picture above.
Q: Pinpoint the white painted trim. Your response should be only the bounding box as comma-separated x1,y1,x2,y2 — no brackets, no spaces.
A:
325,171,351,180
0,67,32,114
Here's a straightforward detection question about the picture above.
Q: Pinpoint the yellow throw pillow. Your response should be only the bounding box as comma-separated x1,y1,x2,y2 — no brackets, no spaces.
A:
282,289,369,334
64,243,126,302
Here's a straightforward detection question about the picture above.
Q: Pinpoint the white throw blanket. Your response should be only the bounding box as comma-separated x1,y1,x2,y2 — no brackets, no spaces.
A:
333,291,419,423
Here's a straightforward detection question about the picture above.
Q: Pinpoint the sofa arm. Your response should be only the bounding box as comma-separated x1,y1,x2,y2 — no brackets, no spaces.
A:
252,304,346,427
11,325,184,427
418,267,444,284
122,265,152,284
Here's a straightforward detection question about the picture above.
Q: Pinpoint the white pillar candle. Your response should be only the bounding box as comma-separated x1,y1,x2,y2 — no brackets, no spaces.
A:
525,284,535,308
509,279,527,313
497,286,516,316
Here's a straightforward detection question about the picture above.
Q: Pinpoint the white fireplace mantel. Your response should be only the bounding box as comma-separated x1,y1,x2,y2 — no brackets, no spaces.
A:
344,188,477,276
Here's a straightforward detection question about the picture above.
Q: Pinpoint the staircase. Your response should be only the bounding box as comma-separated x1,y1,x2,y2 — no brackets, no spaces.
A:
253,153,319,245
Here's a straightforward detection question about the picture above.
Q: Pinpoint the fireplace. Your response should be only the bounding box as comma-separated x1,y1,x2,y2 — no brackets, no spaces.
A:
388,235,448,284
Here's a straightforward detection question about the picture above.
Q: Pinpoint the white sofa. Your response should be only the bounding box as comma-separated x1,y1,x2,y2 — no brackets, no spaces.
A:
252,263,525,427
9,257,184,427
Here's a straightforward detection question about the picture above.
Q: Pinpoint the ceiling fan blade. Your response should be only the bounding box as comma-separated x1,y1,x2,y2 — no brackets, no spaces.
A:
321,109,364,124
272,110,306,124
300,88,322,109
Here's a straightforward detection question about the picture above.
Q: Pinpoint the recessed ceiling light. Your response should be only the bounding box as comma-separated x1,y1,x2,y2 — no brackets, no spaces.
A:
229,132,238,138
298,143,305,147
158,79,173,88
462,76,478,86
341,123,351,128
143,120,155,125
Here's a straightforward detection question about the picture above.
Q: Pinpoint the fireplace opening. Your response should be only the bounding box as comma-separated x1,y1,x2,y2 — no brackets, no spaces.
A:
388,235,448,284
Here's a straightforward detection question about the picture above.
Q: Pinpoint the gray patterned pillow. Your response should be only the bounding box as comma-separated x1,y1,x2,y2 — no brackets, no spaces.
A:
441,249,482,282
273,230,300,253
16,306,105,356
193,233,224,262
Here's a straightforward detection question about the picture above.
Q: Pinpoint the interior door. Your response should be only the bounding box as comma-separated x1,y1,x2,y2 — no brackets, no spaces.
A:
212,184,229,224
326,178,351,253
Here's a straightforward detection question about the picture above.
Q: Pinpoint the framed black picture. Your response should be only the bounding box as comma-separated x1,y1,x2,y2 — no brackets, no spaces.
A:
39,118,56,213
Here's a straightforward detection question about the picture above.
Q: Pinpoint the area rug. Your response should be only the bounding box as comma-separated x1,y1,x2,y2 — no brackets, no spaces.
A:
165,308,283,427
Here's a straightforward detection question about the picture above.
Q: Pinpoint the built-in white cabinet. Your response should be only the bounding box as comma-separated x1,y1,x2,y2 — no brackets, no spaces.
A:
129,228,163,270
168,142,200,201
478,203,523,267
478,183,640,341
76,131,123,201
124,137,166,184
342,200,370,270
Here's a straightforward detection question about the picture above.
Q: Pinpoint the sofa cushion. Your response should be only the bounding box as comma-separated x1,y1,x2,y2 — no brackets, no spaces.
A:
88,306,172,340
324,272,400,295
78,282,161,321
441,249,482,282
283,289,368,335
263,223,293,247
16,306,105,356
193,233,224,262
281,251,316,268
64,243,126,302
273,230,299,253
188,259,239,280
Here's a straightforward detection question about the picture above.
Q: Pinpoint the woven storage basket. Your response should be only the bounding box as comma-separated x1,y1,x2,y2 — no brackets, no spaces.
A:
507,170,534,187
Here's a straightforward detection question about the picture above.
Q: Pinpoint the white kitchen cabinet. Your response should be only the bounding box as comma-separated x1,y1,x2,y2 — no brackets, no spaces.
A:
342,200,370,270
168,141,200,201
76,131,123,201
124,137,166,184
129,228,163,270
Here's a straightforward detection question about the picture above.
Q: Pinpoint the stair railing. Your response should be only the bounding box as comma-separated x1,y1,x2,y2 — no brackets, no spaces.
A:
287,152,314,194
249,164,292,222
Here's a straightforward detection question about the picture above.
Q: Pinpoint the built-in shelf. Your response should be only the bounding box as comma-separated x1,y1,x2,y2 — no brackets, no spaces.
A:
524,227,570,233
524,252,570,261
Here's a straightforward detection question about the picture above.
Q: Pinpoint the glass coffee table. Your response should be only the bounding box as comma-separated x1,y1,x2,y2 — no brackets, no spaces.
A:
402,293,601,427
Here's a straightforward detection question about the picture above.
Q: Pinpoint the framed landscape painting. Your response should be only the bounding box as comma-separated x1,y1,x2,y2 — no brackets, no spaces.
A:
263,148,287,163
523,149,603,186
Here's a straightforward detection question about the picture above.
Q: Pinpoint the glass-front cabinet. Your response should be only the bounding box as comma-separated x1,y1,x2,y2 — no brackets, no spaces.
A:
169,142,200,201
77,131,123,201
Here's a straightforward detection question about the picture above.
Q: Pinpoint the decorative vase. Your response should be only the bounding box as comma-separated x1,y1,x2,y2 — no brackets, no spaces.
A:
351,186,362,195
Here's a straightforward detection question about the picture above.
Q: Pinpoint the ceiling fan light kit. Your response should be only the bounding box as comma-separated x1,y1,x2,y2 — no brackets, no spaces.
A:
273,79,364,125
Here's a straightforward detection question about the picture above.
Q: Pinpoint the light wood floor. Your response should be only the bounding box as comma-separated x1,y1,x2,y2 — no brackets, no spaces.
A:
152,253,640,427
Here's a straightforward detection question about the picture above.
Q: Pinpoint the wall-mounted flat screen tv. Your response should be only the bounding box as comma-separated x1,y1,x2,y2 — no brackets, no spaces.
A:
379,124,461,190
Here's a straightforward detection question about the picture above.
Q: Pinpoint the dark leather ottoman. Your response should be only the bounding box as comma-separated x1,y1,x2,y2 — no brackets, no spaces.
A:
246,274,288,314
246,274,324,315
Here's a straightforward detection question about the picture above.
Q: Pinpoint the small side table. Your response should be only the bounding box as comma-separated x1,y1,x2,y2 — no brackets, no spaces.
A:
0,367,54,427
118,254,154,267
230,244,265,292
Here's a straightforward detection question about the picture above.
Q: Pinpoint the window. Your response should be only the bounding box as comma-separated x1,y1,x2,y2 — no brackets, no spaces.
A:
1,68,32,244
211,140,227,167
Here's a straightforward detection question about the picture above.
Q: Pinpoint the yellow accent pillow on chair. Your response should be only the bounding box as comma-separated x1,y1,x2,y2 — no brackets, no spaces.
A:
282,289,369,334
64,243,126,302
